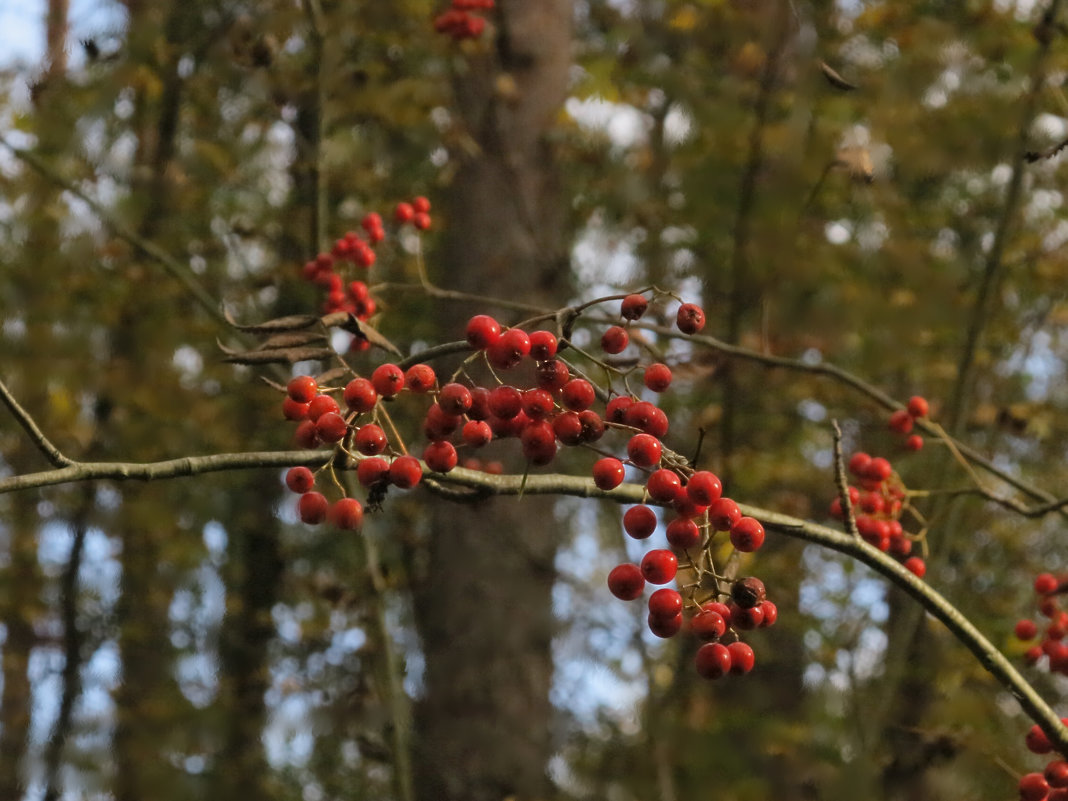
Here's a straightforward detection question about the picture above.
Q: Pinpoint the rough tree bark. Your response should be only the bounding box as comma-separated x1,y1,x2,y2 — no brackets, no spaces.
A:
411,3,573,800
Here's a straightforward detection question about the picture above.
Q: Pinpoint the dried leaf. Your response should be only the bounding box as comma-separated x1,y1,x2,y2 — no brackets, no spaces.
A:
225,307,319,333
819,60,858,91
222,346,336,365
343,314,403,356
259,331,329,350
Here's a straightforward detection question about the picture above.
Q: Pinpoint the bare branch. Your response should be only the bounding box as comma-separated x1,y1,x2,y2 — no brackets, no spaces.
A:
0,378,73,468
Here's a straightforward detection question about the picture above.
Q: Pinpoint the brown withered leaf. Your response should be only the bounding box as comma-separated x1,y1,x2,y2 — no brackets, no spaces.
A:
259,331,330,350
342,314,402,357
222,346,336,365
225,307,319,333
819,60,858,91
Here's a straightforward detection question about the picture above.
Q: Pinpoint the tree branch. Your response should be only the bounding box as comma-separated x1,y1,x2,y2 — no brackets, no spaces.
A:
1,441,1064,753
0,378,73,468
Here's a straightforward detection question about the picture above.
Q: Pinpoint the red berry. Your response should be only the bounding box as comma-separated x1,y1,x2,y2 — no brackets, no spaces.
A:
708,497,742,531
282,397,310,421
623,505,658,540
412,211,431,230
466,315,502,349
643,363,673,392
316,411,349,443
593,457,626,491
438,383,473,415
561,378,596,412
731,576,767,608
1019,773,1050,801
903,557,926,578
536,359,570,392
488,385,523,419
730,517,765,552
294,420,320,448
462,420,493,448
730,604,764,630
888,409,913,434
361,212,382,233
865,457,893,482
1036,573,1059,595
285,466,315,494
490,328,531,367
307,394,340,422
287,375,318,404
343,378,378,413
552,411,584,445
676,302,706,334
647,611,683,638
907,395,929,418
412,196,431,214
298,492,329,525
1016,619,1039,641
648,588,683,619
355,423,388,455
646,469,682,503
687,471,723,505
627,433,662,467
389,455,423,489
404,364,436,393
620,293,648,320
640,549,678,585
328,498,364,530
624,401,669,438
607,564,645,601
691,607,727,640
758,600,778,627
424,440,458,473
1046,761,1068,789
423,403,462,440
695,642,732,679
665,517,701,549
528,330,558,361
904,434,924,452
521,420,558,466
605,396,633,424
601,325,629,354
521,388,555,420
371,364,405,398
727,642,756,675
394,202,414,223
357,457,389,487
848,452,871,477
579,410,605,443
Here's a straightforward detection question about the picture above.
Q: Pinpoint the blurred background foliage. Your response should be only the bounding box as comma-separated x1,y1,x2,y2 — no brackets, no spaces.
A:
3,1,1068,800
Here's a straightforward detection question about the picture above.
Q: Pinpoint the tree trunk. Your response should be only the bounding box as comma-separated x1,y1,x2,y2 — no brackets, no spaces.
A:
411,3,573,800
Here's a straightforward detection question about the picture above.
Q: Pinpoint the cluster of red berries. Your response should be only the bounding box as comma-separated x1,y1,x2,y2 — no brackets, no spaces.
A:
887,395,929,452
1019,717,1068,800
300,213,383,319
829,450,926,578
394,196,432,231
279,289,767,677
1016,573,1068,673
433,0,494,40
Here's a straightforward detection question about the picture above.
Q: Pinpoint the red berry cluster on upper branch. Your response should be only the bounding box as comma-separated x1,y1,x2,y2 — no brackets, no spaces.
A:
433,0,495,40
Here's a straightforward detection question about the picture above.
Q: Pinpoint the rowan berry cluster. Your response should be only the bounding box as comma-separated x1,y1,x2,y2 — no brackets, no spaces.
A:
1019,717,1068,800
887,394,929,452
300,212,383,320
1016,573,1068,674
433,0,495,40
829,449,927,577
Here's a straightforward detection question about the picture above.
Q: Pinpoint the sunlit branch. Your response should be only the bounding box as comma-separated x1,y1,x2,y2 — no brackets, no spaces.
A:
1,444,1064,754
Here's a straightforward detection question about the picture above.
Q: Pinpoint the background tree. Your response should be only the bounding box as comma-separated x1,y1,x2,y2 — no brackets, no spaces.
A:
4,2,1068,801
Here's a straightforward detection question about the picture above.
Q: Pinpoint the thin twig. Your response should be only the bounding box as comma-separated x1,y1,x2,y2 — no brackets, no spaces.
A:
0,378,72,467
831,420,860,538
